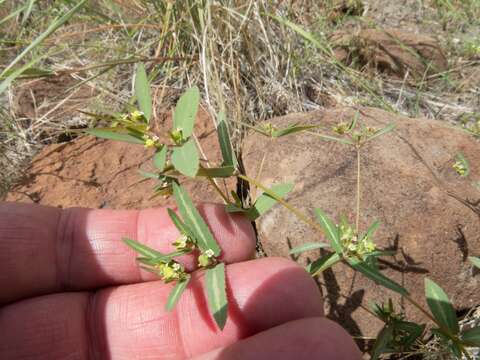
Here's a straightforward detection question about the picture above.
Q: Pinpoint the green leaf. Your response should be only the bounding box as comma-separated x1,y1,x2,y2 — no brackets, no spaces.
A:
271,123,319,138
454,153,470,177
86,128,144,144
468,256,480,269
395,321,425,349
462,326,480,346
165,276,191,311
205,263,228,330
371,325,394,360
21,0,35,25
167,208,196,241
171,139,199,177
225,204,247,214
217,111,237,168
196,166,235,178
123,237,165,259
289,242,329,255
246,183,294,221
153,146,168,171
307,252,341,276
172,183,220,256
364,220,381,240
314,209,342,254
349,257,409,296
308,132,354,145
138,170,159,179
365,123,396,143
425,278,459,335
135,63,152,122
173,86,200,139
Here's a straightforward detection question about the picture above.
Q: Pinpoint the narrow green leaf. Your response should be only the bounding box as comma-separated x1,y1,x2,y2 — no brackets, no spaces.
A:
171,139,199,177
289,242,329,255
246,183,294,221
0,0,87,79
364,220,380,239
217,111,237,168
205,263,228,330
153,146,168,171
166,276,191,311
272,124,319,138
349,257,409,296
371,325,394,360
308,132,354,145
462,326,480,346
0,5,26,28
225,204,247,214
365,123,396,143
173,86,200,138
138,170,159,179
425,278,459,335
196,166,235,178
172,183,220,255
167,208,196,241
86,128,144,144
123,237,165,258
135,63,152,122
395,321,426,348
468,256,480,269
314,209,342,254
307,252,341,276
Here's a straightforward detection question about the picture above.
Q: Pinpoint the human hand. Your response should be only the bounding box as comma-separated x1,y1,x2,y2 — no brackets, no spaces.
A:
0,202,360,359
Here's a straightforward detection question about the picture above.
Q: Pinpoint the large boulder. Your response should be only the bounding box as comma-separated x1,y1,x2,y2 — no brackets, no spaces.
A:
6,110,233,208
331,28,448,79
242,107,480,347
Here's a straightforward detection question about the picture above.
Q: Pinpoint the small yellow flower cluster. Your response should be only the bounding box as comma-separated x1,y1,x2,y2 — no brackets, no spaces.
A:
172,234,195,251
156,261,187,283
340,223,376,258
261,122,276,137
332,122,350,135
143,134,160,148
170,128,184,144
453,160,467,176
198,249,216,268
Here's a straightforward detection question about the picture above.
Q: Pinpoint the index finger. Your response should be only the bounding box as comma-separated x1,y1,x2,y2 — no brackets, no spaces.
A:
0,202,255,305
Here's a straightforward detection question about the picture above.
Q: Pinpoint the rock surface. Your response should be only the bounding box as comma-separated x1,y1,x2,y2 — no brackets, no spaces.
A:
242,107,480,346
6,110,233,209
331,28,448,79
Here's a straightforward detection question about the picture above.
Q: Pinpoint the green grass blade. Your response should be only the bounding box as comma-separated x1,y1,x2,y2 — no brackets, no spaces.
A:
349,257,409,296
86,128,144,144
314,209,342,254
468,256,480,269
21,0,35,25
135,63,152,122
307,252,341,276
216,111,237,168
364,220,381,240
225,204,247,214
173,86,200,138
153,146,168,171
165,276,191,311
246,183,294,221
172,183,220,256
123,237,165,259
365,123,396,143
0,0,87,79
205,263,228,330
171,140,199,177
461,326,480,346
289,242,329,255
425,278,459,335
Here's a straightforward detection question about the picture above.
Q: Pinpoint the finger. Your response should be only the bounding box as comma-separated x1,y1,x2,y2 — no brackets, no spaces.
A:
0,202,255,304
0,258,323,359
193,317,361,360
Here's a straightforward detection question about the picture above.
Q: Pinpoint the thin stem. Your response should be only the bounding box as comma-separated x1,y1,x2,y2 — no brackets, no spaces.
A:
205,175,229,204
356,146,361,233
238,174,323,234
